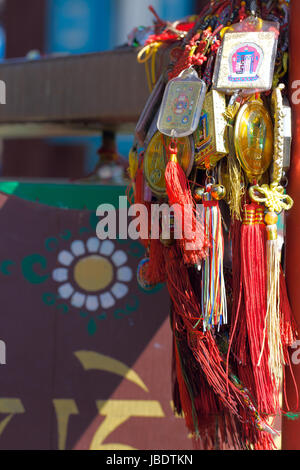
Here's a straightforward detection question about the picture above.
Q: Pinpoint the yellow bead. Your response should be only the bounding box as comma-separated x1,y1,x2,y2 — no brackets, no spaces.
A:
265,211,278,225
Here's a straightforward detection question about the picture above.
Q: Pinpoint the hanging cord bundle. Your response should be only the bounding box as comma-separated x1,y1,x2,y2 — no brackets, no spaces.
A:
145,239,166,285
257,210,283,392
132,0,298,450
240,202,278,415
247,184,296,403
201,177,227,331
223,92,245,221
248,82,296,398
165,243,276,449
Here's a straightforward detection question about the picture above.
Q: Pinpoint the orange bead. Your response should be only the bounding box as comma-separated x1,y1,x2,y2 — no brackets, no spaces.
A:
264,211,278,225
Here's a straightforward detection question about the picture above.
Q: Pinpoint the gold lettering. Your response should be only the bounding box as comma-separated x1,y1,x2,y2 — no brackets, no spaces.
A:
0,399,25,436
53,399,79,450
90,400,164,450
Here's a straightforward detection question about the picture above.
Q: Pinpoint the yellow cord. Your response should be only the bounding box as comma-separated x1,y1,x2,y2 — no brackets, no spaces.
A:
137,42,162,92
249,183,293,213
273,52,288,87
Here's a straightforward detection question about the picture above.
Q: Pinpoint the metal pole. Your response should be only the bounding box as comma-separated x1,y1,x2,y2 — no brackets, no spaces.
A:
282,0,300,451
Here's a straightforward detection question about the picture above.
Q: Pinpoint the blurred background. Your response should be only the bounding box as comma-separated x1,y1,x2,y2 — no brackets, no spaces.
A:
0,0,206,181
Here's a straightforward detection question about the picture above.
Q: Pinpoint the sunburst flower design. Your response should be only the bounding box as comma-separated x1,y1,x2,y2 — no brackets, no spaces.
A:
52,238,133,312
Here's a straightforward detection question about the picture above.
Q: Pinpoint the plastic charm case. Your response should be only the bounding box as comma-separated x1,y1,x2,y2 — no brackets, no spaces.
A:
193,90,228,169
157,68,206,138
213,17,279,94
234,99,273,181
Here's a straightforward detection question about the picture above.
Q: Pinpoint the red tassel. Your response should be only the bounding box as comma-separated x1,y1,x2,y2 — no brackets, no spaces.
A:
134,160,151,249
228,218,258,404
173,323,196,432
227,218,258,406
239,203,277,415
164,244,255,418
164,241,279,448
280,269,298,350
280,269,299,412
134,167,144,206
164,139,208,265
171,333,182,416
228,218,248,366
146,238,166,285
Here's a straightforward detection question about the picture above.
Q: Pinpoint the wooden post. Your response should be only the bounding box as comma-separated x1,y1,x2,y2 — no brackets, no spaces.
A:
1,0,85,178
282,0,300,450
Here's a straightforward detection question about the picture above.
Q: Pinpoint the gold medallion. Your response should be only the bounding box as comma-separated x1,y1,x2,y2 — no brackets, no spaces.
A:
144,131,194,197
234,99,273,182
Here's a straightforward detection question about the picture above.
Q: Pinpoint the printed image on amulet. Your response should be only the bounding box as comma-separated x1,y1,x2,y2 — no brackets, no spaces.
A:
143,132,194,197
234,100,273,180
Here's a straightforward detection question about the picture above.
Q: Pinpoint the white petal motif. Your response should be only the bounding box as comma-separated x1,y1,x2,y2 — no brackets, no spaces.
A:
71,240,85,257
111,250,127,267
58,250,74,267
111,282,129,299
117,266,133,283
58,283,74,299
86,296,99,312
100,292,115,309
86,237,100,253
99,240,115,256
71,292,86,309
52,268,68,283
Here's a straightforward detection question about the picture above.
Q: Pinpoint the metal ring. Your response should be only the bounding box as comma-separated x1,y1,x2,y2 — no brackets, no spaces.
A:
205,176,215,186
280,175,288,188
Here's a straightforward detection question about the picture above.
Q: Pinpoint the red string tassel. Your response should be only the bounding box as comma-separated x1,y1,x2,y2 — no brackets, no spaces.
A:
239,203,278,415
280,269,298,350
164,140,208,265
165,244,257,417
146,238,166,285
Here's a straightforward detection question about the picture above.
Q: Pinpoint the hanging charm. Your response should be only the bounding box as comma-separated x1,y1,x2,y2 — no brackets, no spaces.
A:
130,0,298,451
249,84,295,394
158,67,206,138
234,97,273,183
213,16,279,94
194,90,229,169
143,131,194,198
156,67,208,264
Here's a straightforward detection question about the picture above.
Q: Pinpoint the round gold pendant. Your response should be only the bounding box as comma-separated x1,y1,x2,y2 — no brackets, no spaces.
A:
234,100,273,182
143,131,194,197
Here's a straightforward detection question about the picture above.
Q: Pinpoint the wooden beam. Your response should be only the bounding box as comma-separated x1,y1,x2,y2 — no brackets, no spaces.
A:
0,47,167,137
0,122,134,139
